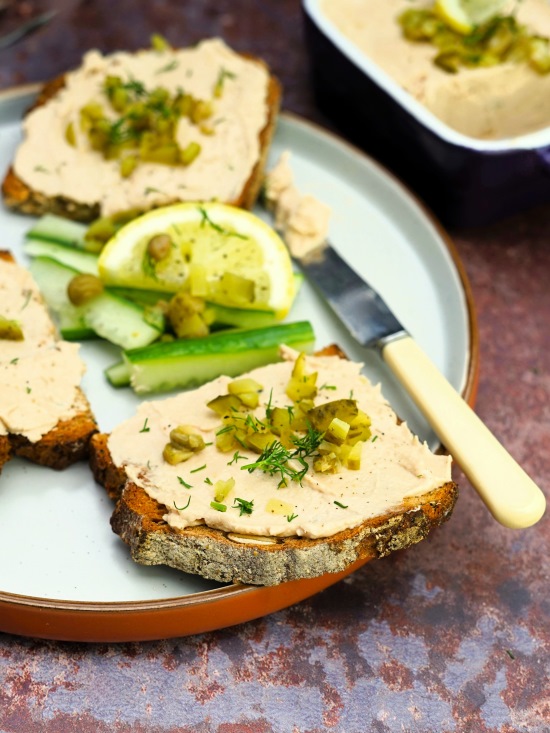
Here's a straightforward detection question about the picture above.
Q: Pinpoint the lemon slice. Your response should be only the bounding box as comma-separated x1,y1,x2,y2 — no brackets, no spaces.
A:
98,202,296,319
434,0,511,33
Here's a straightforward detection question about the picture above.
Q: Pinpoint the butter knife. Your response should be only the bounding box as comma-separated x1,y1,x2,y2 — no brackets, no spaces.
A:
297,243,546,529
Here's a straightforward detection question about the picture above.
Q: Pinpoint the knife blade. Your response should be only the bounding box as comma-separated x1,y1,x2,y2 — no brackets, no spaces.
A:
297,243,546,529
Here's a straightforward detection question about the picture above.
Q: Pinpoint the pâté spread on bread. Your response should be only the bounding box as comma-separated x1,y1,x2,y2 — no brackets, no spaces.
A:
7,37,278,218
106,347,452,540
0,257,87,444
321,0,550,139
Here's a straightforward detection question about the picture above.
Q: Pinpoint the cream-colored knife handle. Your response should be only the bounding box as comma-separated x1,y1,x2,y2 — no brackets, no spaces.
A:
382,335,546,529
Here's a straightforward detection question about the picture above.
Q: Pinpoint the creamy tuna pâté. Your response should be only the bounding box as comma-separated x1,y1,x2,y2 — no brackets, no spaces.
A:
0,259,86,442
107,348,451,540
14,38,271,216
321,0,550,139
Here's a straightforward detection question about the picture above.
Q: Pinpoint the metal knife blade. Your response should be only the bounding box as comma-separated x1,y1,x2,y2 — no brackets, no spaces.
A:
295,243,546,529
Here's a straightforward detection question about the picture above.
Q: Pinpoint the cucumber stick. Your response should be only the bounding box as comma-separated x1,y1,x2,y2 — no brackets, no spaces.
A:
29,256,161,349
25,239,99,275
115,321,316,394
26,214,87,247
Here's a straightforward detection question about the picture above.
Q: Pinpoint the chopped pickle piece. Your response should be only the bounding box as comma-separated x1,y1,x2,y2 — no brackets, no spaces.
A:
307,399,358,432
342,441,363,470
313,452,340,474
169,425,205,452
163,443,193,465
348,410,372,445
228,378,263,408
0,316,24,341
166,291,210,339
208,271,255,307
77,72,214,175
208,393,245,416
213,477,235,502
399,8,550,74
210,501,228,512
325,417,350,446
180,141,202,166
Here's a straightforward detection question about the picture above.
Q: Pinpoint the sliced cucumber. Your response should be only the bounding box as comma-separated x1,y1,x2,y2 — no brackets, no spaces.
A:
25,239,99,275
26,214,87,248
29,255,162,349
105,360,131,388
119,320,315,394
29,256,94,340
80,292,162,350
208,303,279,330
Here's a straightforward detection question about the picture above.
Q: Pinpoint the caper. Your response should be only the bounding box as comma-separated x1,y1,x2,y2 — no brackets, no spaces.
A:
169,425,205,452
147,233,172,262
0,315,24,341
67,274,104,306
163,443,193,465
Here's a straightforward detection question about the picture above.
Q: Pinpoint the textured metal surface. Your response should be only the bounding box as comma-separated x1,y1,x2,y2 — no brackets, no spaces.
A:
0,1,549,731
298,245,405,347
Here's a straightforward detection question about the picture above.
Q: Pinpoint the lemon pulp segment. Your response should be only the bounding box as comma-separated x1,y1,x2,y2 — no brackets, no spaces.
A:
98,203,296,318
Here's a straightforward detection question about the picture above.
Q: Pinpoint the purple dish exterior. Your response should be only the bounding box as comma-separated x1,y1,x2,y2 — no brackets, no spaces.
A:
302,3,550,229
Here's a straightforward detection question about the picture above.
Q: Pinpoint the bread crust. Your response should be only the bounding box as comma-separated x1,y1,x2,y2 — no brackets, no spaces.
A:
2,51,281,222
89,424,458,587
0,251,97,473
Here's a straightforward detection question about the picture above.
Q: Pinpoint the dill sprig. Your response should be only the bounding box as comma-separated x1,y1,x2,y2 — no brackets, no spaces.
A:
241,424,323,488
198,206,248,240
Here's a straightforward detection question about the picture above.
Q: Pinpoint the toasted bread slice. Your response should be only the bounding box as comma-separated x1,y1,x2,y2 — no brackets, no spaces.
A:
89,346,458,586
0,251,97,473
2,40,281,222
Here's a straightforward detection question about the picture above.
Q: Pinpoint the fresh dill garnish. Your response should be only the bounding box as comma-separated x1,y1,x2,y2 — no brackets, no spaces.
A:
178,476,192,489
198,205,248,240
174,496,191,511
156,59,179,74
228,451,247,465
232,497,254,516
286,513,299,522
204,477,213,485
320,383,337,390
334,501,348,509
214,66,237,97
20,289,32,311
265,388,274,421
10,358,19,365
241,425,322,489
190,464,207,473
141,247,158,280
139,418,150,433
291,424,324,459
371,435,378,442
216,424,236,435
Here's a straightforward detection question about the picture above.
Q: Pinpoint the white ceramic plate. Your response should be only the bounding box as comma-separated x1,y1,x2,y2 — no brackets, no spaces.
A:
0,86,477,638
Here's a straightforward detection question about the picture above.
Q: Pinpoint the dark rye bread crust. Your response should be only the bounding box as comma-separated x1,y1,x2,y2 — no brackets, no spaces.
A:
0,251,98,474
1,51,282,222
89,346,458,586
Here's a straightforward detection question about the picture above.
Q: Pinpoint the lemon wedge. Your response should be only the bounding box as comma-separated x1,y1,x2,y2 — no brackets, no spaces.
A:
434,0,511,33
98,202,296,319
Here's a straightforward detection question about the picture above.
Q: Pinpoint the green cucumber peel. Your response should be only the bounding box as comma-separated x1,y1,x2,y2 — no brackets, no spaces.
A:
120,321,315,394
